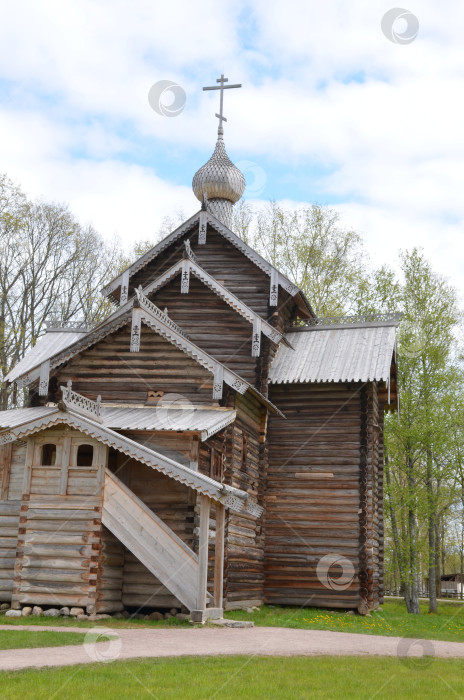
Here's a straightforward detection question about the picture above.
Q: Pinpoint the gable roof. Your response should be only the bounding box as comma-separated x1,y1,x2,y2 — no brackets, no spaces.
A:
269,319,398,385
7,292,283,416
101,210,313,316
0,405,262,517
141,255,283,345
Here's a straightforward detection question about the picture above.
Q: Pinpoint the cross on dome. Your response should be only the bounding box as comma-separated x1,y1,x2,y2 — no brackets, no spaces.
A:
202,75,242,136
192,75,246,228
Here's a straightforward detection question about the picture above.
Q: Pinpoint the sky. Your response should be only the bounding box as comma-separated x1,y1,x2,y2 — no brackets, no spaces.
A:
0,0,463,296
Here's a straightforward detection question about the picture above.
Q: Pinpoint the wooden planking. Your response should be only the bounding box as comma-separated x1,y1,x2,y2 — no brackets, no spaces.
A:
102,469,199,611
114,455,195,609
265,382,364,609
96,526,125,613
199,393,266,609
0,501,20,602
126,225,300,329
55,323,217,405
358,383,384,610
7,442,26,501
11,493,102,611
151,276,258,385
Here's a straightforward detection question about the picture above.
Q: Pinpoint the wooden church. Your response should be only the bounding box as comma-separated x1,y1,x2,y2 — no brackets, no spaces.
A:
0,78,398,620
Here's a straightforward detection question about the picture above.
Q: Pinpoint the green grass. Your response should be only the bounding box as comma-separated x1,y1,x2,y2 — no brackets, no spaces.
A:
1,656,464,699
0,613,189,629
223,599,464,643
1,599,464,643
0,630,114,650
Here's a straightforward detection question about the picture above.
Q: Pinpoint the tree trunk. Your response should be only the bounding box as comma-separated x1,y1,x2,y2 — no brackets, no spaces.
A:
385,451,406,589
426,448,438,613
405,455,420,614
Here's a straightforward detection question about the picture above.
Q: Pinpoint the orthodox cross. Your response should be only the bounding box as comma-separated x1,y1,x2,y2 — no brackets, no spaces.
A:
203,75,241,134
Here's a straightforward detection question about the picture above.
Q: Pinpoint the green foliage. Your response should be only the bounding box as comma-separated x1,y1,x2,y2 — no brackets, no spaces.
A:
232,201,368,316
0,174,125,406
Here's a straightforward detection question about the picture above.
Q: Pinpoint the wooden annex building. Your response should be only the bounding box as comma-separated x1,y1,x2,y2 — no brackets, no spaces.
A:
0,94,398,619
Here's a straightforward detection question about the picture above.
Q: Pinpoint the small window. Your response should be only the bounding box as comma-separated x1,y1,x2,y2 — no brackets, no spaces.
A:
41,443,56,466
76,444,94,467
210,448,223,481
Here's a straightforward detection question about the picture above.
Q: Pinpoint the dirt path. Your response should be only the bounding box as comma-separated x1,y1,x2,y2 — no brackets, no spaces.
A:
1,625,463,672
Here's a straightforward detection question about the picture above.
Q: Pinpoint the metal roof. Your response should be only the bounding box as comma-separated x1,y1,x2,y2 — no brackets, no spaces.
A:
101,406,236,440
269,325,397,384
0,406,236,441
5,330,88,383
0,406,58,429
0,406,262,516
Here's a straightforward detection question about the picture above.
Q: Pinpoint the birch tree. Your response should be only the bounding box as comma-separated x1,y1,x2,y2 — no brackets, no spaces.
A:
0,174,124,407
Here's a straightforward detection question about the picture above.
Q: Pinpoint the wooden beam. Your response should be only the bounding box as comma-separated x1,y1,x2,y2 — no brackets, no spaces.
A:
214,503,225,609
0,443,12,501
59,437,71,496
22,440,35,496
196,494,210,611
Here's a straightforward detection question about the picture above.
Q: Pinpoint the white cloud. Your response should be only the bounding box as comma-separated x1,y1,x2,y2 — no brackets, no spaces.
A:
0,0,463,294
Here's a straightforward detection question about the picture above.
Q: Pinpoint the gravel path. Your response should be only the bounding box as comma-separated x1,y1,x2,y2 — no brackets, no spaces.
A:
1,625,463,672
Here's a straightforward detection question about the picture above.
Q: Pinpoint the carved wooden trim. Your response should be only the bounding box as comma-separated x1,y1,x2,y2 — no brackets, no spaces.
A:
198,211,207,244
0,408,261,516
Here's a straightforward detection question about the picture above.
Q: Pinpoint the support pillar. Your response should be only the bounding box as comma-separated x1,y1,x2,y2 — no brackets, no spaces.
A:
196,494,210,612
214,503,225,610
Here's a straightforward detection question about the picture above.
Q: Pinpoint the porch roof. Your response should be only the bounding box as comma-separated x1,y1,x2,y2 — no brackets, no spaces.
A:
0,405,236,441
0,405,262,517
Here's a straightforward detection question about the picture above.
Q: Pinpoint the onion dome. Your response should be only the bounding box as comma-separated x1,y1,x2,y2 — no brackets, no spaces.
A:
192,130,245,229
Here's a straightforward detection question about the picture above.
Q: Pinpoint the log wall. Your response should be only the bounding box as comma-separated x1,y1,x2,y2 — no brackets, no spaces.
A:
0,443,26,601
10,430,106,611
197,394,266,610
55,324,216,405
266,383,364,609
127,224,300,330
151,276,258,385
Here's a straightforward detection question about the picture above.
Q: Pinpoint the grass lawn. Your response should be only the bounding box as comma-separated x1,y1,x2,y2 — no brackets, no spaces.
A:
0,630,114,650
0,613,190,629
1,655,463,699
224,599,464,643
1,599,463,643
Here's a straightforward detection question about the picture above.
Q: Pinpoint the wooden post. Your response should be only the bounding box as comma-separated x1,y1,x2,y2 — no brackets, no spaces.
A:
22,439,35,496
196,494,210,611
59,437,71,496
0,443,12,500
214,503,225,609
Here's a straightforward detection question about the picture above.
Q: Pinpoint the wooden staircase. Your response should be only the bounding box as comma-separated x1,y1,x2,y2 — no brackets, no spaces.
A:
102,469,201,612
